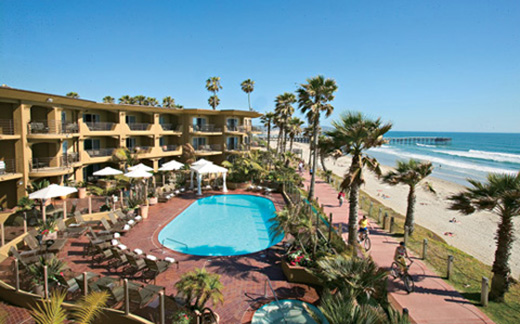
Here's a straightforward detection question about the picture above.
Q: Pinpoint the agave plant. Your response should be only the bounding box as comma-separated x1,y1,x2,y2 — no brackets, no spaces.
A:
28,257,67,287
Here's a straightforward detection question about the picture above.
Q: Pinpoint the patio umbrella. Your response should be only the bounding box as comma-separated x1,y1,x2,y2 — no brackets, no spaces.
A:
124,169,153,201
93,166,123,176
158,160,184,185
29,184,78,222
128,163,154,172
191,158,212,167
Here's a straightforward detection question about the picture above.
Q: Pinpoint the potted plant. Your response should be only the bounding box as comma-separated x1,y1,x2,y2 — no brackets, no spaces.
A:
148,190,158,205
77,180,87,199
170,310,194,324
38,219,58,241
127,195,148,219
27,257,67,296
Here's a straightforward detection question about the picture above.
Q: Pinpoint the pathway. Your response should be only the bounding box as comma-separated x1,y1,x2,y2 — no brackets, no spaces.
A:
302,172,495,324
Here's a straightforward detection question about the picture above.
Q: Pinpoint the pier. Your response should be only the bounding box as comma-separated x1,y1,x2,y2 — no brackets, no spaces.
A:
385,137,452,145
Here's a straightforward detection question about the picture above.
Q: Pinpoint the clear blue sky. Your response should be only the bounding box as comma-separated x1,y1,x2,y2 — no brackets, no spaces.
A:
1,0,519,132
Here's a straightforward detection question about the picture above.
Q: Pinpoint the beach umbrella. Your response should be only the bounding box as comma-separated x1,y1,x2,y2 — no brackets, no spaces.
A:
162,159,184,170
29,184,78,222
128,163,153,172
93,166,123,176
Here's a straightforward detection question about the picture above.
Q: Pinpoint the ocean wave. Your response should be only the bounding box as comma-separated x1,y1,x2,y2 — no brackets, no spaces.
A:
416,143,436,148
436,149,520,164
369,146,518,175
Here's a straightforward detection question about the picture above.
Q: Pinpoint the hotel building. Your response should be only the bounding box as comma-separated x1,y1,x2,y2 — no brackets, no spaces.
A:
0,87,262,209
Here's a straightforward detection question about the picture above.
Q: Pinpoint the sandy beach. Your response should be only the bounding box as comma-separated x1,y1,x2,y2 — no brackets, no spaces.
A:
290,142,520,278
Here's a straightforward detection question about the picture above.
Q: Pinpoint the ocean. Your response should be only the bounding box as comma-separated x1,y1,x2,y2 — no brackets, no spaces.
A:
367,132,520,186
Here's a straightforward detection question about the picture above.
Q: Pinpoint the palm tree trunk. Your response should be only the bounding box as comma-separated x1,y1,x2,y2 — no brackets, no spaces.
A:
490,211,514,301
320,153,328,172
290,136,294,152
308,136,313,166
348,181,361,246
267,124,271,150
308,118,319,200
248,93,251,111
404,186,416,234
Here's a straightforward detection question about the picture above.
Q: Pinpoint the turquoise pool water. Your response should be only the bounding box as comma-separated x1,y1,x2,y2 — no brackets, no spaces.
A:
252,300,329,324
158,195,282,256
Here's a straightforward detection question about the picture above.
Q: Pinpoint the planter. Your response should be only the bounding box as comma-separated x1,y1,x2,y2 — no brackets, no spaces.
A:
281,259,322,286
43,232,58,241
78,187,87,199
148,197,158,205
140,205,149,219
227,182,250,190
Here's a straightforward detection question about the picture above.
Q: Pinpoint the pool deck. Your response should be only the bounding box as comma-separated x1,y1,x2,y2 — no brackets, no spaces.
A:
0,189,319,323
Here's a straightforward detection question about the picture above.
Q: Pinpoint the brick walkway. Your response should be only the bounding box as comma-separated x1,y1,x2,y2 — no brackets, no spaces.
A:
303,172,495,324
0,302,33,324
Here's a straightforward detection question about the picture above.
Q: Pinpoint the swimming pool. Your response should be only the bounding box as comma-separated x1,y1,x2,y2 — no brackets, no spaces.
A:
252,299,329,324
158,195,282,256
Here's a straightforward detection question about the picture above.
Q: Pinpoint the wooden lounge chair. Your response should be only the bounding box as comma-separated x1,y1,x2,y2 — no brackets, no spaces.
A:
108,212,126,227
101,218,129,234
74,212,102,227
128,282,164,309
24,234,67,254
107,247,129,272
142,256,173,282
56,218,87,237
123,253,147,278
57,272,100,297
9,247,53,270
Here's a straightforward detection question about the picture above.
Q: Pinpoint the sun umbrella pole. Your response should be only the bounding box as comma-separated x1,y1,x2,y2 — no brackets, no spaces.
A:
63,199,67,220
41,200,46,223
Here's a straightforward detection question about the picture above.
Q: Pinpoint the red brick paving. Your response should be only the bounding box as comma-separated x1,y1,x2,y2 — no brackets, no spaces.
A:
304,172,495,324
0,302,34,324
1,189,319,323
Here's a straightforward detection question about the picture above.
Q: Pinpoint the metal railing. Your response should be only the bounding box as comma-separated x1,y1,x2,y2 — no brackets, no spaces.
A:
161,145,178,152
85,148,115,157
135,146,153,153
160,123,183,132
163,238,189,252
225,143,248,151
0,159,16,174
193,144,221,152
85,121,115,131
28,120,79,134
191,124,222,133
128,122,151,131
0,119,15,135
30,153,79,171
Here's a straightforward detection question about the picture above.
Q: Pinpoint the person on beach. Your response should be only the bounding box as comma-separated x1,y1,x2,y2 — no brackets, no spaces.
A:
358,215,369,241
394,242,410,273
338,191,345,206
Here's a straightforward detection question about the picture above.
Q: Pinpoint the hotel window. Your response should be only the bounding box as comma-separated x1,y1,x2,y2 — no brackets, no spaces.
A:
227,118,238,131
126,115,136,124
193,117,206,131
84,139,100,151
227,137,238,150
192,137,206,150
83,114,100,123
159,137,165,146
126,138,136,149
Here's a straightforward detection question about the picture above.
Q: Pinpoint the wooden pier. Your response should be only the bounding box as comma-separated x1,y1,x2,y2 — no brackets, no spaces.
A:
385,137,452,145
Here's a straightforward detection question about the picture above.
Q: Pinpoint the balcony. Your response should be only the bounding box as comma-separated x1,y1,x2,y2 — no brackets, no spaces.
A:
0,120,15,135
85,148,115,157
250,126,263,133
160,124,183,132
225,125,248,133
85,122,115,131
225,143,248,152
132,146,153,154
194,144,221,154
128,122,152,131
28,120,79,135
161,145,179,152
190,124,222,133
0,158,21,182
30,153,79,174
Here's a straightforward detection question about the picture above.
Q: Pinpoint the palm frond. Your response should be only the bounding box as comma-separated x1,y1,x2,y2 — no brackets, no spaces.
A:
30,291,67,324
72,291,109,324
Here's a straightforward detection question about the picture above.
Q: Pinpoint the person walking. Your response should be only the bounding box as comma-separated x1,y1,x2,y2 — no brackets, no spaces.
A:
337,191,345,207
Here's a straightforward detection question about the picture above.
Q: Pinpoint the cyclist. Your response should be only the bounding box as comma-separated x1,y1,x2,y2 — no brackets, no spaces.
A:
394,242,410,273
358,215,369,242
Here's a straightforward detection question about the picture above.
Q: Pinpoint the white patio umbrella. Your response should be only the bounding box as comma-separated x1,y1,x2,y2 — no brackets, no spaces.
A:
128,163,154,172
190,163,228,195
29,184,78,222
192,158,212,166
124,168,153,202
93,166,123,176
161,159,184,170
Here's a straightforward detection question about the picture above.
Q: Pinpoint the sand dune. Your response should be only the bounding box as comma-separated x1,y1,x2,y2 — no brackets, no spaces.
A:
291,142,520,278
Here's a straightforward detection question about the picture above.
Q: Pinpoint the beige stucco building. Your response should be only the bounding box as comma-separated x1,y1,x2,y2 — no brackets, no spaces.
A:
0,87,261,209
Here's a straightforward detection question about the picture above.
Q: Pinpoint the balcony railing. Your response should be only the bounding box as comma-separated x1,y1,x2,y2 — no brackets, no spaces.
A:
226,125,247,133
191,124,222,133
85,122,115,131
133,146,153,153
28,120,79,134
86,148,115,157
30,153,79,172
194,144,221,152
250,126,263,132
128,122,151,131
226,143,248,151
160,124,183,132
0,159,16,174
0,119,15,135
161,145,179,152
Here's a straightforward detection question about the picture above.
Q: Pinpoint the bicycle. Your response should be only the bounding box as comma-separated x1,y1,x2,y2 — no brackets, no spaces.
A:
390,259,415,293
359,230,371,251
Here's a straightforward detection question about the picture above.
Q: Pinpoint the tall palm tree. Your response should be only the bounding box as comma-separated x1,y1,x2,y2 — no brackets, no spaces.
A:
175,267,224,311
102,96,114,103
240,79,255,110
133,95,146,106
449,172,520,301
118,95,135,105
260,112,276,150
287,117,304,152
383,159,435,234
317,135,335,172
274,92,296,154
162,96,176,108
66,92,79,99
297,75,338,200
327,112,391,246
206,77,222,110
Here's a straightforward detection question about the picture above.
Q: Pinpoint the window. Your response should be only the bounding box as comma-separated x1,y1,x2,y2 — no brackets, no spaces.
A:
192,137,206,150
62,141,68,154
126,138,136,149
159,116,166,124
83,114,100,123
126,115,136,124
227,137,238,150
159,137,165,146
227,118,238,131
84,139,100,150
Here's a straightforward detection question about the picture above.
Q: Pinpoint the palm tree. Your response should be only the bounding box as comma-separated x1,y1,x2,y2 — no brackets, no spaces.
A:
175,267,224,311
145,97,159,106
175,104,184,109
240,79,255,110
317,135,335,172
66,92,79,99
206,77,222,110
287,117,304,152
260,112,276,149
449,172,520,301
274,92,296,153
297,75,338,200
102,96,114,103
383,159,434,234
162,96,176,108
303,125,314,166
133,95,147,105
327,112,391,246
118,95,135,105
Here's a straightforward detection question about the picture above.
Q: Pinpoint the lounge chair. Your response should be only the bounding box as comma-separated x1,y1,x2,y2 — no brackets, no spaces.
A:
74,212,102,227
101,218,129,234
128,282,164,309
107,247,129,272
9,247,53,270
108,212,126,227
24,234,67,254
115,210,142,224
57,272,98,296
123,253,147,278
56,218,87,237
142,255,175,282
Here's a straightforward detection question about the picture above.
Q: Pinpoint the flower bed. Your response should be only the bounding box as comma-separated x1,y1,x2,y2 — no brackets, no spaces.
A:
281,259,322,286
